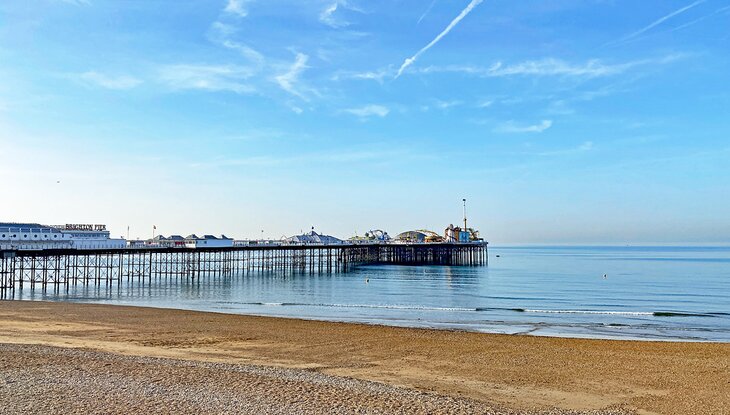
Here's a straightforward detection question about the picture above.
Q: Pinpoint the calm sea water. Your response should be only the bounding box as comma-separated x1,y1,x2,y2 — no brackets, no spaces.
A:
15,246,730,342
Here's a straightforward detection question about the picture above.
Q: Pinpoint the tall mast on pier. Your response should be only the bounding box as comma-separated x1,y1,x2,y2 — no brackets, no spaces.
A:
463,198,467,230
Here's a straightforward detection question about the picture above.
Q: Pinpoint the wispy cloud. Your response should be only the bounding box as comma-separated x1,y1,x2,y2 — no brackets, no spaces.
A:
208,22,264,66
352,70,390,83
422,99,462,111
496,120,553,133
476,99,493,108
343,104,389,118
395,0,483,78
319,1,363,28
417,0,438,24
57,0,90,5
331,68,392,84
419,55,685,78
320,3,342,27
614,0,706,44
538,141,593,156
545,100,575,116
575,87,621,102
275,53,313,100
158,64,256,94
77,71,142,89
224,0,249,17
436,99,462,109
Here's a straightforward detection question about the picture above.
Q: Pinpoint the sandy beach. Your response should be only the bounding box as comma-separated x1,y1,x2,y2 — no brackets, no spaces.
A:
0,301,727,414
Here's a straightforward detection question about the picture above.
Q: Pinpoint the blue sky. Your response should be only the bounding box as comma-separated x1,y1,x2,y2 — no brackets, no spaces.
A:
1,0,729,243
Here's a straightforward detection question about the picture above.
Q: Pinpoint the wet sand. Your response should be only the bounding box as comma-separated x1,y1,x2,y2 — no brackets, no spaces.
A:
0,301,727,414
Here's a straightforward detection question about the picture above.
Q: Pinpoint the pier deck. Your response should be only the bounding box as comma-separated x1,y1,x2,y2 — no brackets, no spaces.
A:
0,243,487,296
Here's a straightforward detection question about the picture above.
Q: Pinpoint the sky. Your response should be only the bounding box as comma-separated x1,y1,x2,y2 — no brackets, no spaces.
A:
1,0,729,244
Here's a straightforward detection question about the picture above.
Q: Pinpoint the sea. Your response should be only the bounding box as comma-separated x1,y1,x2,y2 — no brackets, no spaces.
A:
14,246,730,342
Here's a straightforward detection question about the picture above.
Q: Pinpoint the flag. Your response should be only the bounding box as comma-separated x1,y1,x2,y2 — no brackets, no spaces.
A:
153,225,157,230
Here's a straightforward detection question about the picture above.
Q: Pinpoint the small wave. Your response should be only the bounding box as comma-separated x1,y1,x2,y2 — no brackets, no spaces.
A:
476,307,525,312
523,309,654,316
222,302,293,306
321,304,477,312
521,309,719,318
231,302,478,312
652,311,717,317
225,302,723,319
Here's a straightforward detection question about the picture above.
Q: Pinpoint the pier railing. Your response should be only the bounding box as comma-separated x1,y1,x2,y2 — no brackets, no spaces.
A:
0,242,487,296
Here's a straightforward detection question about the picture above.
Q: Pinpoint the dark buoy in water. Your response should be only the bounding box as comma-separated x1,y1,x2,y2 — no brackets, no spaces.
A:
603,274,607,279
496,255,500,258
365,278,369,284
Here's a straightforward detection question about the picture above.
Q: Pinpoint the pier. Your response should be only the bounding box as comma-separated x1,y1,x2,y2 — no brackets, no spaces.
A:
0,243,487,297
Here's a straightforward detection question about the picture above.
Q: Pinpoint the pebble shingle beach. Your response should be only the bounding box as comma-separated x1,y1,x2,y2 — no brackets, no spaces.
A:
0,344,633,415
0,301,727,414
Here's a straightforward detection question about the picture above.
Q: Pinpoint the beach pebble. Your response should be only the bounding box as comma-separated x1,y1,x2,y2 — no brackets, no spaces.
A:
0,343,634,415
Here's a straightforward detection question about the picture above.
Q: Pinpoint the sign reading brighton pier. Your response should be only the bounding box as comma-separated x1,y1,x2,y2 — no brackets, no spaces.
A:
63,224,107,231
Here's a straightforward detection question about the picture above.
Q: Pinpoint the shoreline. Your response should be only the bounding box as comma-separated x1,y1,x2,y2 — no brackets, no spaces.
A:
74,303,730,343
1,300,728,414
10,298,724,343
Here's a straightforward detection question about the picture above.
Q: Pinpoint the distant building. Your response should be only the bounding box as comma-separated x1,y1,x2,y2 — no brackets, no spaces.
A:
127,239,146,248
394,230,444,243
395,230,426,243
0,222,125,250
167,235,186,246
348,229,391,244
444,224,478,243
146,235,187,248
185,234,233,248
284,230,343,245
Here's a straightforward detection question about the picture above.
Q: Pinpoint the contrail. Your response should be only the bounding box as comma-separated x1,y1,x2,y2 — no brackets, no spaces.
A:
396,0,483,78
668,5,730,33
617,0,706,43
417,0,438,24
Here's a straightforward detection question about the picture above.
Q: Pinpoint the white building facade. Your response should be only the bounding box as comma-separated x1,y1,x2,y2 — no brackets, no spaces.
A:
0,223,126,250
184,234,234,248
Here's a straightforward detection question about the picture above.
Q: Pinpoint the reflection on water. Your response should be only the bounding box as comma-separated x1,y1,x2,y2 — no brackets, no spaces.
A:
13,246,730,342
